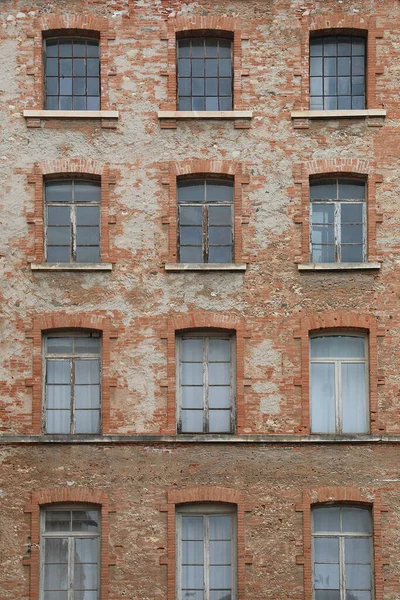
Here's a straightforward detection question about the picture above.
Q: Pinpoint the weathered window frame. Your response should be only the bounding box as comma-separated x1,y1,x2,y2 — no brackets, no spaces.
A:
310,333,369,434
176,332,236,434
42,330,102,435
175,503,237,600
40,504,101,600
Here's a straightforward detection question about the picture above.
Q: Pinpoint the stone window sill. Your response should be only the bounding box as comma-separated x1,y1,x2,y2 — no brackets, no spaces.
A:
158,110,253,119
30,262,113,271
291,109,386,119
165,263,247,272
23,109,119,119
298,262,381,272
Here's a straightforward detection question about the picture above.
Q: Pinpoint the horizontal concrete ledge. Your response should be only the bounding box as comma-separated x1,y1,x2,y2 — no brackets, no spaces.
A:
291,109,386,119
158,110,253,119
165,263,247,272
23,110,119,119
0,434,399,445
298,262,381,272
30,263,113,271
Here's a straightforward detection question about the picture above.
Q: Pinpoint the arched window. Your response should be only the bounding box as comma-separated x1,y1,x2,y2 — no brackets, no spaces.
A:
310,334,368,433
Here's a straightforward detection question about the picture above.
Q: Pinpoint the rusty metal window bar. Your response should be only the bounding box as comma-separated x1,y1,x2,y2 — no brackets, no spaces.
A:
43,332,101,434
312,505,373,600
178,178,234,264
310,35,366,110
40,506,100,600
310,179,366,263
177,333,235,434
177,37,233,111
45,179,101,264
44,38,100,110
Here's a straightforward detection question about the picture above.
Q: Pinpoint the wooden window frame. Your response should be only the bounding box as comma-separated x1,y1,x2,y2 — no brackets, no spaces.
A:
176,332,236,434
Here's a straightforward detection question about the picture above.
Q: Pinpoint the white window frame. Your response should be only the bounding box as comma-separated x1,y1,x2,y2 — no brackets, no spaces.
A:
40,504,101,600
176,332,236,434
310,178,367,264
176,503,237,600
312,505,374,600
309,333,369,434
42,331,102,434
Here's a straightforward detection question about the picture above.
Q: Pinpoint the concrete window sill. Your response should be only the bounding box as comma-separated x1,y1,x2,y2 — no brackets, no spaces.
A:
30,263,113,271
291,109,386,119
158,110,253,119
165,263,247,272
23,110,119,119
298,262,381,272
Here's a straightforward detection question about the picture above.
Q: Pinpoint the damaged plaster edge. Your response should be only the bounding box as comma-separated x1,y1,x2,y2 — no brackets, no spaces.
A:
30,263,113,271
297,262,382,272
164,263,247,272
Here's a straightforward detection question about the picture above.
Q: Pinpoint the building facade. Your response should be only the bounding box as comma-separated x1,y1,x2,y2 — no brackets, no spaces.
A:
0,0,400,599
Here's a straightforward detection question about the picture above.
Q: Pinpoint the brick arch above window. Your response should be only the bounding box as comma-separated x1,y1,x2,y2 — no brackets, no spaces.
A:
293,312,386,434
295,486,388,600
27,158,117,266
159,486,252,600
295,14,384,111
23,487,116,600
159,313,251,434
25,312,119,434
293,158,383,265
162,160,249,266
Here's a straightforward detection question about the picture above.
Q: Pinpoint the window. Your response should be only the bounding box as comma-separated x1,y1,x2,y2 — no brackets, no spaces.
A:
44,38,100,110
310,179,366,263
312,505,373,600
41,506,100,600
177,37,233,111
178,178,234,264
177,333,235,433
44,332,101,434
310,35,366,110
176,504,236,600
45,179,101,263
310,335,368,434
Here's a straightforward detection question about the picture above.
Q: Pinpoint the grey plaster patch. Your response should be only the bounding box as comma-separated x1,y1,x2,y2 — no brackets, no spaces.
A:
249,339,281,368
253,381,281,415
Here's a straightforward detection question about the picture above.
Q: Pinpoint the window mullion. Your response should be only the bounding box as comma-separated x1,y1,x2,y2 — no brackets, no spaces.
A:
68,535,74,600
204,338,209,433
204,516,210,600
335,202,341,263
339,536,346,600
204,204,209,263
71,203,77,262
70,359,75,434
335,359,341,433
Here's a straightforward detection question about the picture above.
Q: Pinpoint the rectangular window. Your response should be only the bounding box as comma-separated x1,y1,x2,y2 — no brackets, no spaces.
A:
45,38,100,110
177,37,233,111
310,35,366,110
310,179,366,263
41,507,100,600
177,334,235,433
45,179,101,263
44,332,101,434
178,178,234,264
310,335,368,434
312,505,373,600
177,504,236,600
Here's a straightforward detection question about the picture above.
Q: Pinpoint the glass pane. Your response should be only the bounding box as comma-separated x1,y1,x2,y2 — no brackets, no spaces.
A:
59,59,72,77
219,39,232,58
310,39,323,56
311,363,336,433
87,96,100,110
209,540,231,565
312,245,335,263
341,204,363,223
209,339,230,362
182,592,203,600
314,564,340,589
181,410,204,433
46,58,59,76
192,78,205,95
208,386,231,409
206,181,233,202
45,511,71,532
312,204,334,224
48,206,70,226
72,41,86,57
182,387,204,409
310,57,323,76
44,564,68,590
345,538,371,564
324,39,337,57
45,538,68,563
75,590,99,600
314,538,339,563
192,59,204,77
346,592,370,600
341,245,364,262
311,337,365,358
87,79,99,96
210,565,232,589
209,410,231,433
87,58,100,77
191,38,205,58
74,564,98,590
180,247,204,264
75,360,100,384
74,338,101,354
206,97,220,111
338,96,352,109
205,40,218,58
76,246,100,263
342,508,371,533
46,40,59,57
87,41,99,57
73,77,86,95
324,77,337,95
205,59,218,77
46,409,70,434
47,338,73,354
209,227,232,245
352,39,365,56
210,592,232,600
192,97,205,110
76,227,100,245
338,38,352,56
209,515,231,540
313,508,340,533
315,592,340,600
178,58,191,77
208,246,233,263
73,59,85,76
310,77,323,96
341,363,367,433
310,182,337,200
178,78,191,96
182,516,203,540
180,206,203,224
72,510,99,532
209,206,232,226
46,95,59,109
47,385,71,409
324,57,336,76
76,207,100,226
205,78,218,96
75,409,100,434
338,77,351,95
312,225,334,245
47,226,70,246
60,78,72,95
182,540,204,565
219,78,232,96
208,363,231,385
74,182,101,202
182,362,203,385
180,226,203,245
345,565,371,590
75,385,100,409
352,56,365,76
47,361,70,384
341,224,363,244
352,76,365,96
338,57,351,76
219,96,232,111
182,339,203,361
182,566,204,589
47,247,70,263
60,97,73,110
75,538,98,563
